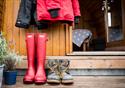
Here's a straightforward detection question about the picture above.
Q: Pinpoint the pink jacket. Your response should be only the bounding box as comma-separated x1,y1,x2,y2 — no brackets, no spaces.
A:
37,0,81,22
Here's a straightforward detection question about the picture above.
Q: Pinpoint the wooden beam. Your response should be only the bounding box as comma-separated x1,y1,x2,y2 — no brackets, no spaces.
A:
59,24,66,56
66,24,70,54
69,26,73,53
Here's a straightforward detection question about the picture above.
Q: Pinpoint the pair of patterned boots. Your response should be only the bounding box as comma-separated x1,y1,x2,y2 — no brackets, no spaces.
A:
47,59,73,84
24,33,48,84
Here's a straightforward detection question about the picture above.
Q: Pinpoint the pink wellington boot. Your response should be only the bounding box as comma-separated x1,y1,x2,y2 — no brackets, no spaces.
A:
34,33,48,84
23,33,35,84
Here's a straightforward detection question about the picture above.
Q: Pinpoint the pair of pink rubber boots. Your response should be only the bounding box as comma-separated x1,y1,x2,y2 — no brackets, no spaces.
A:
23,33,48,84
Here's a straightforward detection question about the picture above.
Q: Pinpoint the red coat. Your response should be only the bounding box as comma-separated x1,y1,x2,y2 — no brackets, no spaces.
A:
37,0,81,22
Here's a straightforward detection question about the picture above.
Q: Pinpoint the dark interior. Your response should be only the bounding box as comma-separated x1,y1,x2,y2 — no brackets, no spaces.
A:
73,0,123,51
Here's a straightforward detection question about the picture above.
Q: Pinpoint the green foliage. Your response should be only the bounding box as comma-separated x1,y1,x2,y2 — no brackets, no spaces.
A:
0,32,22,71
0,34,7,64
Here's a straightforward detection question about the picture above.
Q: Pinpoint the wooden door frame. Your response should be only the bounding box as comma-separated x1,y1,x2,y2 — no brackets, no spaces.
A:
66,24,73,54
106,0,125,48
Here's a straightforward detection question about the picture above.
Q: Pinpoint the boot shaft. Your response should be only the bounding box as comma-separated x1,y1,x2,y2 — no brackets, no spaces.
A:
26,33,48,68
59,59,70,73
59,59,73,84
35,33,48,59
47,59,60,74
26,33,35,68
34,33,48,83
47,60,61,83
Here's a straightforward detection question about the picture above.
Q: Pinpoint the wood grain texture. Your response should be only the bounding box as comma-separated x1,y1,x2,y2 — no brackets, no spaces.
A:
16,56,125,69
46,26,53,56
59,24,66,56
0,0,4,32
69,26,73,53
66,24,70,54
3,76,125,88
52,23,60,56
6,0,13,47
13,0,20,53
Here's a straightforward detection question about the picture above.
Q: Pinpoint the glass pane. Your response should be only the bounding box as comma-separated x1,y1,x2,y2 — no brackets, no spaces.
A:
107,0,123,42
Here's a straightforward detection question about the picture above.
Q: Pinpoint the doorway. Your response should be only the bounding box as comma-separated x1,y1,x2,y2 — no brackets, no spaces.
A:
72,0,125,52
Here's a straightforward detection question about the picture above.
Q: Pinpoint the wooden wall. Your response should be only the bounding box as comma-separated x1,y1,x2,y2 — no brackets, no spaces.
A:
2,0,71,56
0,0,4,31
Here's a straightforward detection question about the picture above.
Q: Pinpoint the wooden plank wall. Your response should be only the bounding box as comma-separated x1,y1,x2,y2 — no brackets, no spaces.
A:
3,0,68,56
0,0,4,31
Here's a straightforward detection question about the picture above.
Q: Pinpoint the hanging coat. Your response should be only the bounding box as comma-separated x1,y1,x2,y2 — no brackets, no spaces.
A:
15,0,48,29
37,0,81,22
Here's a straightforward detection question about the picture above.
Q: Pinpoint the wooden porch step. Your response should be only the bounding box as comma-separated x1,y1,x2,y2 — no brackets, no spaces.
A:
67,51,125,56
17,56,125,69
3,76,125,88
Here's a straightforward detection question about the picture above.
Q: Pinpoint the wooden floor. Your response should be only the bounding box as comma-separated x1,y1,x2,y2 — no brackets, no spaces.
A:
3,76,125,88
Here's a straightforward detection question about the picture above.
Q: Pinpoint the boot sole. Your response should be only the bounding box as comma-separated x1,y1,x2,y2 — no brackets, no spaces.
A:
23,80,34,84
35,80,46,84
47,79,60,84
61,80,73,84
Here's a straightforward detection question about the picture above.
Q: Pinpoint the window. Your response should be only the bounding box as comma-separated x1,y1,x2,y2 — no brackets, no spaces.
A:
108,12,111,27
106,0,123,42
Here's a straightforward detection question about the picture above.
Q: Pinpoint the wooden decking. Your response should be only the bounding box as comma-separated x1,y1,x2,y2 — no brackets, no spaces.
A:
3,76,125,88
